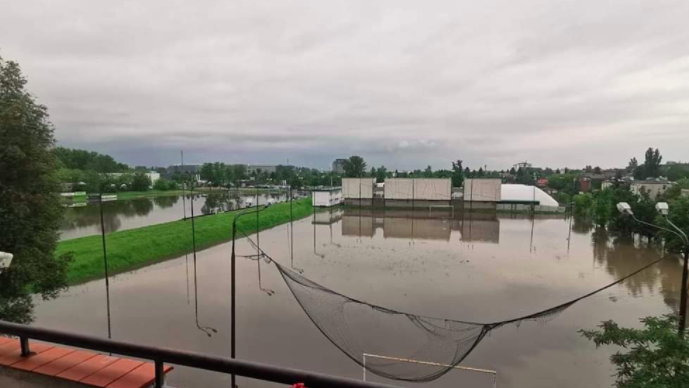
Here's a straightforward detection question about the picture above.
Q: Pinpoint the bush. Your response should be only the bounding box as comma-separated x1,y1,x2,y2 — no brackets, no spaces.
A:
580,315,689,387
153,178,176,191
131,172,151,191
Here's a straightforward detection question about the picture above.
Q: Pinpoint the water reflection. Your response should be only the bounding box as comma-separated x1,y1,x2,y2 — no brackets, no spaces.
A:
59,192,288,240
591,228,685,313
31,205,689,387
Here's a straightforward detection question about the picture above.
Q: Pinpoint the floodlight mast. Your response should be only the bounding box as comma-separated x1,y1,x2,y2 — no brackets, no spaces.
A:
617,201,689,336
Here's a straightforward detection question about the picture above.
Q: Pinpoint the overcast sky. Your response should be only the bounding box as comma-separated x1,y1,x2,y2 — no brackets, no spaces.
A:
2,0,688,171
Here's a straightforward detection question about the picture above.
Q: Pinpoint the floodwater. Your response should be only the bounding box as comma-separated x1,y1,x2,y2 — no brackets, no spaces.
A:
33,208,683,388
59,191,287,240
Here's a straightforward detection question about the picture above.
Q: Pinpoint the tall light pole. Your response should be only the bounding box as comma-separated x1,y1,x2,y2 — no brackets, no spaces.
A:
230,205,266,388
617,201,689,335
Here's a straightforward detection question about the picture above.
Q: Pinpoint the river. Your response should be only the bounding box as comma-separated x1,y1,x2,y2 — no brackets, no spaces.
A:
33,208,682,387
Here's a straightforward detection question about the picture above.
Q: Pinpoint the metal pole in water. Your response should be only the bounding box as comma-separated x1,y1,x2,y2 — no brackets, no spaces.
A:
679,248,689,336
231,217,237,388
98,193,112,341
256,189,260,257
289,186,294,264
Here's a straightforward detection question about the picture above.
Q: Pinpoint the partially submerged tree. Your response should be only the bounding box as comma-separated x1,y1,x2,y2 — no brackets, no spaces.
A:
0,56,70,322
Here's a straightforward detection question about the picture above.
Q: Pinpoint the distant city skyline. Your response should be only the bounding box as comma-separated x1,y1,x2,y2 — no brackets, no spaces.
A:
3,1,689,171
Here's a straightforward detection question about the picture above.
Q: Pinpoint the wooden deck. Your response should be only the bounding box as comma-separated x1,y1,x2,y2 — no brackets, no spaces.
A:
0,336,172,388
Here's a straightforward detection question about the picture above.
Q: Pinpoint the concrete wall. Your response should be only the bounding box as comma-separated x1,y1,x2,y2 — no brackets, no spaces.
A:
463,179,501,202
384,178,451,200
631,182,672,200
342,178,375,199
312,189,342,207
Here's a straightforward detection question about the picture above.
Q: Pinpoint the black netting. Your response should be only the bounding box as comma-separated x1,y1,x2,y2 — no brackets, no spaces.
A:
234,216,666,383
276,262,488,381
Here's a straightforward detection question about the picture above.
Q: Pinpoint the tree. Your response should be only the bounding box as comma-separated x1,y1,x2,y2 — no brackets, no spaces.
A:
374,165,387,182
343,155,366,177
634,148,663,179
580,315,689,387
0,56,71,322
131,172,151,191
54,147,129,172
627,157,638,173
452,159,464,187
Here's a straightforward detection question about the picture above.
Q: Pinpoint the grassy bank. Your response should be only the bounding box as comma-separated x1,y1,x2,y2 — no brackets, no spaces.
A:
57,198,313,285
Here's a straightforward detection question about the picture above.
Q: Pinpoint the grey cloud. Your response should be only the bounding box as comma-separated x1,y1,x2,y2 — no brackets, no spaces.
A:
2,0,689,170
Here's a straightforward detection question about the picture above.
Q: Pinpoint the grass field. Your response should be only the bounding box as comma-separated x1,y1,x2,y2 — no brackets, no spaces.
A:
57,198,313,285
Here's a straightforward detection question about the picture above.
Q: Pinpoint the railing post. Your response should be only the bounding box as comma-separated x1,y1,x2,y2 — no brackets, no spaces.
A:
154,360,164,388
20,336,31,356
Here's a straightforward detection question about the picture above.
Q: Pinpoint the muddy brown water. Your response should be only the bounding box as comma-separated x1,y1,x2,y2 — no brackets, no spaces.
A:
59,192,287,240
35,208,682,387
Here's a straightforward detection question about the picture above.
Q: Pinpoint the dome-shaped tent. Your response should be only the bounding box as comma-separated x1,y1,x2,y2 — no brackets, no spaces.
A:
500,184,559,207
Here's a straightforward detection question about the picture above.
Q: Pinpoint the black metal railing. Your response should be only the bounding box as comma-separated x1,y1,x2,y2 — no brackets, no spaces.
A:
0,320,399,388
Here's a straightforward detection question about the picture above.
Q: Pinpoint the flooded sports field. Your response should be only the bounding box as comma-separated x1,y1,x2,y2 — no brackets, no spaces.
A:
33,208,682,387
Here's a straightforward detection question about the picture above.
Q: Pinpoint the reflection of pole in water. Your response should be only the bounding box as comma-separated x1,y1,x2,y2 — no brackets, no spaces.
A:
289,186,295,268
181,150,187,220
192,250,217,337
256,256,275,295
529,215,535,253
567,209,573,254
98,194,112,341
190,185,217,337
256,189,260,258
185,252,190,304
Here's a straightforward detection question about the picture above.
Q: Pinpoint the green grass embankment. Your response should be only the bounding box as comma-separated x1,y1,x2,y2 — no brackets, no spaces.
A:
57,198,313,285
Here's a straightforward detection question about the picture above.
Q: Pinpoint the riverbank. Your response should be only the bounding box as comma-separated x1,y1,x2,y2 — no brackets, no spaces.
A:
62,187,285,202
57,198,313,285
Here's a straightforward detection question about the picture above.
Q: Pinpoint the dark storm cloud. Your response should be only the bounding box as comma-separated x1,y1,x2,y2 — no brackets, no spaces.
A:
2,0,688,170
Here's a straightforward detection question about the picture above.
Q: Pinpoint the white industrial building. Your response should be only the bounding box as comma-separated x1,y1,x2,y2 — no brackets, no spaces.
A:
384,178,451,201
463,179,501,202
342,178,375,205
463,179,562,212
311,188,343,207
498,184,561,211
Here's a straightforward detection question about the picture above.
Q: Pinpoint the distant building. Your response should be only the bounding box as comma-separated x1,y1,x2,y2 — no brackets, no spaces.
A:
631,180,673,200
165,164,200,180
332,159,347,174
311,187,343,207
536,178,549,188
681,189,689,198
247,164,278,175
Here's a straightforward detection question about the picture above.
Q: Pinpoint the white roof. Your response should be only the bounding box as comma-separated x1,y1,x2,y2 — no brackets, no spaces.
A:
500,184,559,207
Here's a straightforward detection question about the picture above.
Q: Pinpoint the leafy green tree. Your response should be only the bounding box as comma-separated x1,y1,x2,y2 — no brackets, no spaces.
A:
54,147,129,172
0,56,71,322
374,165,387,182
580,315,689,387
573,193,594,216
663,178,689,201
343,155,367,177
663,164,689,181
634,148,663,179
592,189,613,227
627,157,638,173
658,196,689,255
451,160,464,188
153,178,175,191
131,172,151,191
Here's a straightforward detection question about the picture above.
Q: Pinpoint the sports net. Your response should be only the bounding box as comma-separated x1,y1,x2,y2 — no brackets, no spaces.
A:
235,221,665,382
